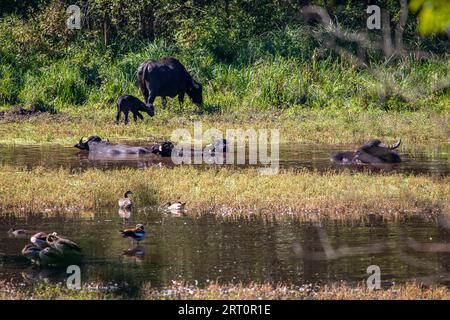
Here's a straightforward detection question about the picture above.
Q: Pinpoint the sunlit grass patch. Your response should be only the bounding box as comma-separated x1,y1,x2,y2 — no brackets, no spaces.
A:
0,108,448,146
1,280,449,300
142,281,450,300
0,166,448,219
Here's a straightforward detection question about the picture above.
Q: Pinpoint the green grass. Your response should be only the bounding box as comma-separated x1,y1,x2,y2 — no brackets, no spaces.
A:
0,166,448,219
1,20,448,147
0,108,448,146
5,53,449,113
1,21,449,113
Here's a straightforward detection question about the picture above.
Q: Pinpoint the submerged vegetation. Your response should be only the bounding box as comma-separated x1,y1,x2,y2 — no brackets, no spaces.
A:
0,166,448,219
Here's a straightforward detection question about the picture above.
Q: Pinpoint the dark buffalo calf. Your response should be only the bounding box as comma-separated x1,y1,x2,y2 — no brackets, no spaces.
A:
116,95,154,124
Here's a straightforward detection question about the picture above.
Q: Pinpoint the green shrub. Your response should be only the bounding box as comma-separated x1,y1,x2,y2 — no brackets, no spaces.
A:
19,60,89,110
0,64,20,104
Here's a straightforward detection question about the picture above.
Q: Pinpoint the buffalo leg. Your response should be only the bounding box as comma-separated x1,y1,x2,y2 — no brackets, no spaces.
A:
116,106,122,124
139,79,149,104
162,97,167,109
134,112,144,122
147,95,155,108
178,92,185,107
124,110,129,125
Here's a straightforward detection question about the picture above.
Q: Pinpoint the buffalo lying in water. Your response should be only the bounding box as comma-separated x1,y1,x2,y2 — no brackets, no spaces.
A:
137,57,203,110
74,136,152,155
331,139,402,164
149,139,229,158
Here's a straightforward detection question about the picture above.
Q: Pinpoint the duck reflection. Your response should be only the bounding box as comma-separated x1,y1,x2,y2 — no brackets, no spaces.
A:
21,266,66,282
121,246,145,264
118,208,132,221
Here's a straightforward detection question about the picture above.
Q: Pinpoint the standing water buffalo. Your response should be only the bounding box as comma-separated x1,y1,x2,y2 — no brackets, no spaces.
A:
137,57,203,111
331,139,402,164
116,95,154,125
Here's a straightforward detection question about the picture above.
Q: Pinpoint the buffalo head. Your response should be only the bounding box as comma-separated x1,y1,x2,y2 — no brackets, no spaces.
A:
331,138,402,164
146,104,155,117
74,136,102,151
151,141,175,157
187,79,203,105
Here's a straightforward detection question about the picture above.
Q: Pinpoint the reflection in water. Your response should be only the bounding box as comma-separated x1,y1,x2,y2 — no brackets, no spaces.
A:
21,266,66,283
1,210,450,292
121,246,146,264
118,209,132,221
0,143,448,175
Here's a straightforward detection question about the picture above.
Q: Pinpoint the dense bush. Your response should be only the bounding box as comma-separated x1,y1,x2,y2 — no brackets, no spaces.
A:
0,1,448,112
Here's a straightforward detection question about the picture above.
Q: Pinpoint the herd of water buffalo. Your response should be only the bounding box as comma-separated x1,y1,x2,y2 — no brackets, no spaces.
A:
79,56,402,165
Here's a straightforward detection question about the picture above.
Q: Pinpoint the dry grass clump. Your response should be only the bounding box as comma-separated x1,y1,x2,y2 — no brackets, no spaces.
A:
311,282,450,300
1,280,448,300
127,282,450,300
0,166,448,219
141,281,450,300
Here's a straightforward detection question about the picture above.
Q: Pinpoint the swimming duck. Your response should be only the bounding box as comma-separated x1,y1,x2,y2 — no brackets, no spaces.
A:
46,233,82,254
164,202,186,213
119,191,133,209
30,232,49,249
120,224,146,243
21,244,41,263
8,228,27,236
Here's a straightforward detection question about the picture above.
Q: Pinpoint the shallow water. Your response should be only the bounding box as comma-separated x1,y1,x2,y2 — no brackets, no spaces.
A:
0,142,448,294
0,142,448,175
1,211,450,292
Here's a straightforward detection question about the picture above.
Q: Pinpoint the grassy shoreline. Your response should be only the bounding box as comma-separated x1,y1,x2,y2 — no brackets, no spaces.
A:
1,281,449,300
0,166,448,219
0,108,448,145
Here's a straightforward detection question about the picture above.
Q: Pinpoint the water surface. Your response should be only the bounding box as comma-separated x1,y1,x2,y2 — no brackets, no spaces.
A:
1,211,450,292
0,143,448,175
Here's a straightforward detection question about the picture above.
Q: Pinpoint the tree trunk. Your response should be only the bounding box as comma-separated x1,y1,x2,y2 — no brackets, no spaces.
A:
144,5,155,41
225,0,230,29
103,12,109,46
